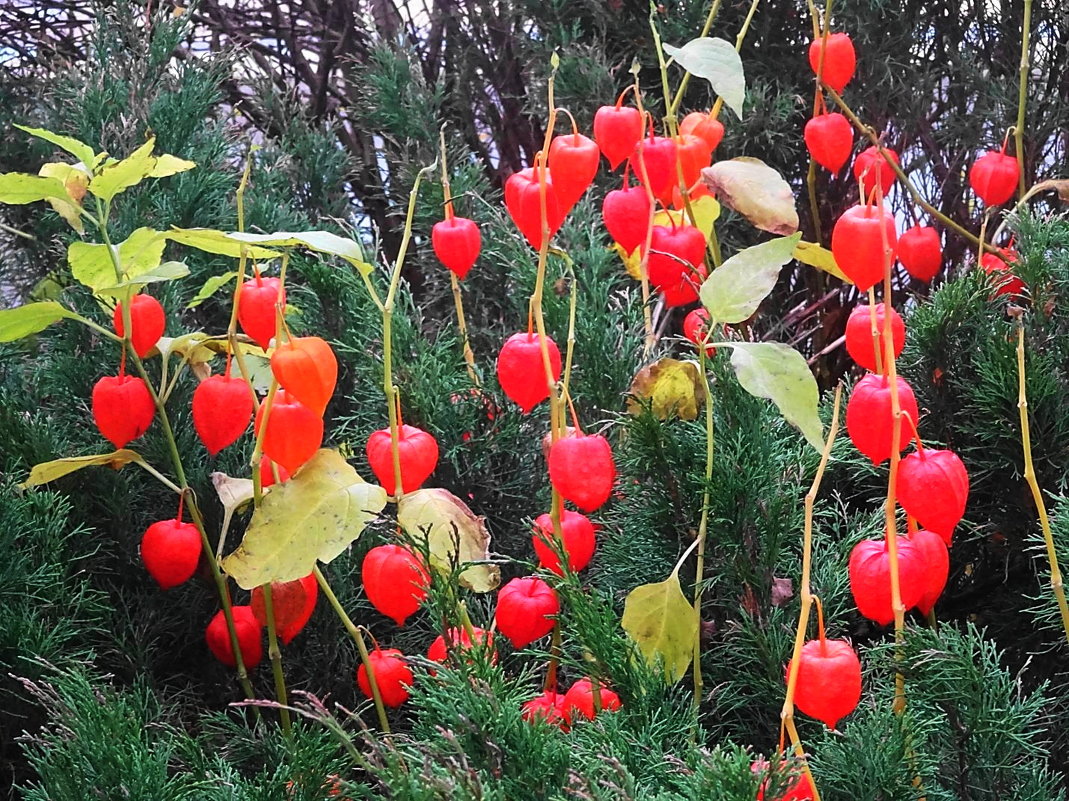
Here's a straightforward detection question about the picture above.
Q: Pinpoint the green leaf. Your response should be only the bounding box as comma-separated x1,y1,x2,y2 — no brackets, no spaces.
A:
397,488,501,593
186,271,237,308
701,158,798,236
701,234,801,324
98,261,189,293
148,154,195,178
68,227,167,295
221,449,388,590
793,240,852,284
621,572,698,682
228,230,372,275
663,37,745,119
88,138,157,202
719,342,823,449
15,124,99,169
0,173,71,205
0,301,78,342
167,227,281,260
20,449,145,488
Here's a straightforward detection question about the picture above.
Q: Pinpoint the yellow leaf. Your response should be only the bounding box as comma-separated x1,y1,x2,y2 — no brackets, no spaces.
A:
621,572,698,682
613,242,645,281
149,154,195,178
38,162,88,233
701,157,798,236
626,358,705,421
793,240,852,284
88,138,157,202
221,449,388,589
20,450,144,488
654,195,721,242
397,488,501,593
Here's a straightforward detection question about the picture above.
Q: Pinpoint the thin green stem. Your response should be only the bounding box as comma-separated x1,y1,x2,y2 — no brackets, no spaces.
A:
668,0,724,116
261,584,293,734
1015,0,1032,200
691,345,715,706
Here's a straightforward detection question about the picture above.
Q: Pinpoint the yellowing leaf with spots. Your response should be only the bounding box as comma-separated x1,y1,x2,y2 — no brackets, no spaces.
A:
626,358,705,421
622,571,698,683
654,195,721,242
793,240,851,284
221,449,387,589
20,449,145,488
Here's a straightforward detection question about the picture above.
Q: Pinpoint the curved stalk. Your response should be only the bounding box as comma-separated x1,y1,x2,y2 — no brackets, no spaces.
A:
691,345,715,705
261,584,293,735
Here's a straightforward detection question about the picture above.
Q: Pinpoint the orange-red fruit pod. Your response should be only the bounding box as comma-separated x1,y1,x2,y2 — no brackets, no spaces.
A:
844,303,905,372
845,373,918,464
969,149,1020,206
803,112,853,173
205,605,263,668
522,690,568,728
365,424,439,496
548,132,601,214
853,146,900,198
593,104,644,170
505,166,565,250
788,638,861,729
679,111,724,155
426,626,495,665
848,536,927,625
752,759,816,801
981,249,1026,297
192,374,254,455
361,544,431,626
532,509,597,575
897,225,943,282
140,518,202,590
112,294,165,357
631,135,678,206
646,224,708,307
548,431,616,512
237,276,284,350
254,388,324,474
431,216,482,280
259,456,290,488
807,32,856,93
831,203,897,291
897,448,969,543
683,308,716,356
674,133,711,190
496,332,562,414
270,336,338,417
561,678,621,723
602,183,652,255
495,576,560,648
250,573,318,645
910,528,950,615
92,374,155,448
357,648,413,707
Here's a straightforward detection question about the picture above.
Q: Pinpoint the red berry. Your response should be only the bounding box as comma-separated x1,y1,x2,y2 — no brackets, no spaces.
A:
897,448,969,542
254,388,323,474
547,431,616,512
548,132,601,214
112,294,165,358
192,374,254,455
980,248,1026,297
259,457,290,488
849,536,927,624
205,605,263,668
593,104,644,170
808,32,856,93
752,759,816,801
532,509,597,575
803,112,853,173
92,374,155,448
140,518,202,589
432,215,481,279
845,373,918,464
522,690,568,728
270,336,337,417
787,638,861,729
561,678,621,723
603,183,652,256
831,203,897,291
844,303,905,372
505,166,565,250
646,224,708,307
898,225,943,282
496,332,562,414
679,111,724,154
969,149,1020,206
237,276,284,350
495,576,560,648
426,626,494,665
357,648,413,707
910,528,950,615
365,423,439,496
683,308,716,356
631,135,678,207
361,544,430,626
250,573,318,645
853,146,900,199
